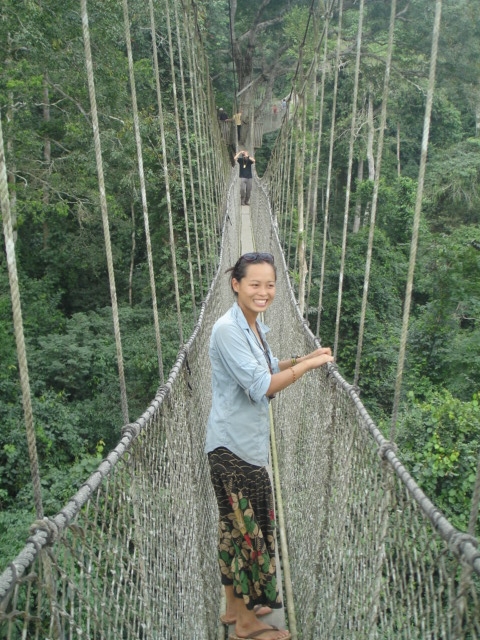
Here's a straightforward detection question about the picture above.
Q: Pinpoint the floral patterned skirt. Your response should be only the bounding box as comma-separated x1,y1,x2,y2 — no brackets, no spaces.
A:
208,447,282,610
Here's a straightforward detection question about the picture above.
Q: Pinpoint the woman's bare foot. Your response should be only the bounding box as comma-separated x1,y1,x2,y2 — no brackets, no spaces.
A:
221,604,273,625
231,621,291,639
228,591,289,639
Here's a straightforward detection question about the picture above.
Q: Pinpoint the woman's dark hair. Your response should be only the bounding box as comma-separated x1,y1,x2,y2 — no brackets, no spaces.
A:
226,252,276,295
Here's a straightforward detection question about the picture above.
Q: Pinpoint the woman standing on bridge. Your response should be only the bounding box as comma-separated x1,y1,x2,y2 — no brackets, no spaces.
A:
205,252,333,640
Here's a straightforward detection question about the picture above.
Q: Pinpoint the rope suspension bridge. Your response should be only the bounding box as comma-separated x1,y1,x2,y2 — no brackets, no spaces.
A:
1,0,479,638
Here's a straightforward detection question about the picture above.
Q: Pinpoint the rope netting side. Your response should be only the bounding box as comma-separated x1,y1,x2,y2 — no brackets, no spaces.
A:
257,0,480,635
252,172,480,639
0,173,240,638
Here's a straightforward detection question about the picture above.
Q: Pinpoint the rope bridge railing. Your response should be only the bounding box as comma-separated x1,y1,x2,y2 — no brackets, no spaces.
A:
250,176,480,639
0,171,242,639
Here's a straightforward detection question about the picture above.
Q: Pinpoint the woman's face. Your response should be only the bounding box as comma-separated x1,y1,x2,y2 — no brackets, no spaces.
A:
232,262,276,321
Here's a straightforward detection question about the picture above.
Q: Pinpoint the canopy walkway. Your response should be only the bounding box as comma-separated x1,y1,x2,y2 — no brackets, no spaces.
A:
1,0,480,638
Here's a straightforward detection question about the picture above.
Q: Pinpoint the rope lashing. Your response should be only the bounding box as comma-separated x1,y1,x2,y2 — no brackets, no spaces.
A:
377,440,399,460
29,518,60,546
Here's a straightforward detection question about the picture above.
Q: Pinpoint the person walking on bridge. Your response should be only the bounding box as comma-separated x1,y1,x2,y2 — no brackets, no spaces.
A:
205,252,334,640
234,149,255,206
229,111,244,143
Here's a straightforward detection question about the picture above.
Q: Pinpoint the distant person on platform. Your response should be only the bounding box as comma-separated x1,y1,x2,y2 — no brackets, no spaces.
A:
218,107,229,121
234,149,255,206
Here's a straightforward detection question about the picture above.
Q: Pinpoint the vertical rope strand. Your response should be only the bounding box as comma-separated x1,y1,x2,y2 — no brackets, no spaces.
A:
306,24,329,312
296,91,308,316
151,0,184,344
0,114,44,519
285,126,295,264
316,0,344,337
182,3,206,296
304,54,320,317
333,0,365,359
390,0,442,439
151,0,199,317
353,0,397,387
122,0,166,378
172,0,203,317
80,0,129,423
164,0,198,322
187,26,213,284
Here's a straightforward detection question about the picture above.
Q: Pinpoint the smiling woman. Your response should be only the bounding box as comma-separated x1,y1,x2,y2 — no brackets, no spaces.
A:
204,252,333,640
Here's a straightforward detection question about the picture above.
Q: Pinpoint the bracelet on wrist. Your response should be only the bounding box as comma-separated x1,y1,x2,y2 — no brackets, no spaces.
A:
291,354,300,366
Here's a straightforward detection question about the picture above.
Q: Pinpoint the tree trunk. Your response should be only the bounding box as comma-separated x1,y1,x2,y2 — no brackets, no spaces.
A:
129,201,135,307
397,122,401,176
366,87,375,180
43,73,51,249
363,87,375,226
353,158,363,233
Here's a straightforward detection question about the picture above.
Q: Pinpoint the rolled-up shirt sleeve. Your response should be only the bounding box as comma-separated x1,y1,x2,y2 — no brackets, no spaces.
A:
212,322,272,403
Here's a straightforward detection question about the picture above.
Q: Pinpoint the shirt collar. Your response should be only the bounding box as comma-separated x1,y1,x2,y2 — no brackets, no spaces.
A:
232,301,270,335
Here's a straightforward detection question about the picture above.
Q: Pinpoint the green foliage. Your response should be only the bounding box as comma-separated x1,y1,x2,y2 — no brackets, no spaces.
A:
0,508,35,570
357,176,421,249
425,138,480,230
407,225,480,401
396,390,480,532
310,228,407,418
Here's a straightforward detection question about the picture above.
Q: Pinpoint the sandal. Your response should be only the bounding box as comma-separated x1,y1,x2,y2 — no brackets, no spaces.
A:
228,625,291,640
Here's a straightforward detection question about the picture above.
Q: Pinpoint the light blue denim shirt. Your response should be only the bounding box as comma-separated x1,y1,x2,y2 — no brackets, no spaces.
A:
205,302,280,467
